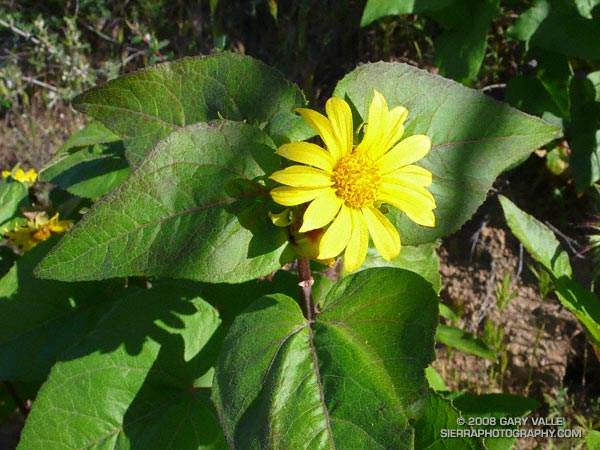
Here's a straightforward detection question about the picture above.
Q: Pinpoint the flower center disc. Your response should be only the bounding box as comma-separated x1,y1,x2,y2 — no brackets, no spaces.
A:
332,152,381,209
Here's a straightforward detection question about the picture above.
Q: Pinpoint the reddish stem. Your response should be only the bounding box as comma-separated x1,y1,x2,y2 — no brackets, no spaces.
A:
297,258,315,321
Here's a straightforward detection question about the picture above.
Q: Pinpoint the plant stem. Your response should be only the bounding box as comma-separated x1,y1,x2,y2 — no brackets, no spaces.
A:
297,258,315,321
3,381,29,417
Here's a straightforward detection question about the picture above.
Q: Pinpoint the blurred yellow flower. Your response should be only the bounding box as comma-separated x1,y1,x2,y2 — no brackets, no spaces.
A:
5,212,72,252
270,91,436,272
2,167,38,185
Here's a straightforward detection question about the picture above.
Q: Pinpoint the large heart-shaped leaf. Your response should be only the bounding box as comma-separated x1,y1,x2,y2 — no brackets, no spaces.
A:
358,243,441,293
212,268,439,449
17,289,226,450
334,62,559,245
0,239,123,381
36,120,295,283
72,53,306,166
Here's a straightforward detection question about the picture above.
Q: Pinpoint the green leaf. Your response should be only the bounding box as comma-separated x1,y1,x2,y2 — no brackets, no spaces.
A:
499,195,600,348
587,430,600,449
36,120,295,283
506,0,550,42
589,71,600,102
535,49,572,119
435,325,497,361
505,76,562,119
41,122,130,200
265,110,317,147
498,196,571,277
18,289,227,450
58,120,121,149
0,246,16,279
439,303,458,323
212,268,439,449
413,390,485,449
552,275,600,349
507,0,600,60
360,0,457,27
451,392,539,450
432,0,499,82
569,76,600,191
506,48,573,125
0,178,28,229
425,366,447,391
0,239,123,381
358,243,441,293
334,62,559,245
73,53,306,166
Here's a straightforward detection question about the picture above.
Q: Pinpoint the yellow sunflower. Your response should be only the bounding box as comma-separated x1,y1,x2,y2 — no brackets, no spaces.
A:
5,212,72,253
269,90,436,272
2,167,38,185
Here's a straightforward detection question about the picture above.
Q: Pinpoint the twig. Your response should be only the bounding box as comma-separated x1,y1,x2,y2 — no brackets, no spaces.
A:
472,260,496,332
508,243,524,292
3,381,29,417
0,18,87,78
21,76,58,92
0,18,43,46
469,219,487,262
80,21,138,53
544,221,584,257
481,83,506,93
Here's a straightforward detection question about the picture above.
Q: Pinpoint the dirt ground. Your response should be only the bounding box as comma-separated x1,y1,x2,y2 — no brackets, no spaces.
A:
434,194,600,449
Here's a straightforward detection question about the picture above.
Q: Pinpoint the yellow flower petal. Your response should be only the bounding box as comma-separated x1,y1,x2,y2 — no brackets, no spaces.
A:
355,90,386,156
362,206,401,260
382,165,433,188
270,166,332,187
382,106,408,147
344,208,369,273
5,211,71,252
276,142,335,172
299,188,342,232
326,97,353,157
296,108,342,159
271,186,332,206
379,183,436,227
2,167,38,185
377,135,431,175
23,168,38,184
318,206,352,259
356,90,408,158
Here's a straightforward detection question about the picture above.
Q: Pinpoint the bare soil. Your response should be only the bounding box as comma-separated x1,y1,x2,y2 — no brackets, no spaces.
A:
434,195,600,449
